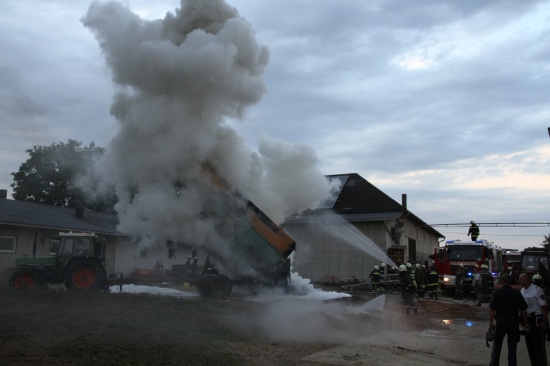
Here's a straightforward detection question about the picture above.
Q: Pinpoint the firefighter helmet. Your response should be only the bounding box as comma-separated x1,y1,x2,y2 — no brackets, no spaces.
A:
381,263,386,267
416,263,420,268
481,264,488,269
374,265,379,270
406,263,412,268
399,265,407,272
458,263,464,267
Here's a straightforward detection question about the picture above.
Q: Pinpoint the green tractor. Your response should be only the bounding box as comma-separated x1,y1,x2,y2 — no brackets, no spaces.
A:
9,232,109,290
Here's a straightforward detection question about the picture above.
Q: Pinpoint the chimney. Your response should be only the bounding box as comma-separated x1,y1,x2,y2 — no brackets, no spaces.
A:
401,194,407,211
0,189,7,199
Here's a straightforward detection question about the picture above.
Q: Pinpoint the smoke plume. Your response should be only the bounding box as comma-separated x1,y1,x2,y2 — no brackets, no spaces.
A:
82,0,332,249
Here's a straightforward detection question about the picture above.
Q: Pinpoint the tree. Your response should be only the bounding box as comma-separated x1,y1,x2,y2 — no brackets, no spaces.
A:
10,140,116,211
543,234,550,250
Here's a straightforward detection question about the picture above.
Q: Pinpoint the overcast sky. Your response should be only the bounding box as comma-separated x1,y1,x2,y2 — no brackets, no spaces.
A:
1,0,549,250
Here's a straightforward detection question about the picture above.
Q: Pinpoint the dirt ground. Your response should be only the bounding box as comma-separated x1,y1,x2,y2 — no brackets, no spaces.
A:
0,282,503,366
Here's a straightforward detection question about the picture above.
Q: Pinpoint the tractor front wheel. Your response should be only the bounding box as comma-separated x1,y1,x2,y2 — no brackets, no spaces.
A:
9,270,41,289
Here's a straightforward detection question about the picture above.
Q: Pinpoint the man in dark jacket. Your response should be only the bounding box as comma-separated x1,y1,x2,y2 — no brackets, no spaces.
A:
415,264,426,297
427,266,439,300
399,264,418,315
489,274,529,366
468,221,480,241
369,265,381,292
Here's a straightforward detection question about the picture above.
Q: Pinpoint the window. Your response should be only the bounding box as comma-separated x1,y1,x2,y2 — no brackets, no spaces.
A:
447,246,482,261
139,246,149,258
0,236,16,253
49,239,61,254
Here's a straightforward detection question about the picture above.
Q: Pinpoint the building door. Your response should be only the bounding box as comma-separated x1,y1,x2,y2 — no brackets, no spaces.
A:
408,238,417,263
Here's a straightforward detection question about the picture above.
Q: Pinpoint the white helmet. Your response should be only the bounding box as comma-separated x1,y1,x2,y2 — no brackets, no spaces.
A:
381,263,386,267
416,263,420,268
374,265,379,270
533,274,543,281
406,263,412,268
458,264,464,268
481,264,488,269
399,264,407,272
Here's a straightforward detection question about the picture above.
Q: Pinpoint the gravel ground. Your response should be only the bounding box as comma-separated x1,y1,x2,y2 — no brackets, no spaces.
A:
0,284,490,366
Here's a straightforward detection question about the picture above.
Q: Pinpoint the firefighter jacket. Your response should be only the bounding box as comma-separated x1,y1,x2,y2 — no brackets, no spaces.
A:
468,223,480,238
369,268,380,285
479,269,494,295
399,271,415,290
415,268,427,288
427,269,439,289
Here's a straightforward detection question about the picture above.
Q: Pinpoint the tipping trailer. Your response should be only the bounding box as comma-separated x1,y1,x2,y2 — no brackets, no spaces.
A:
165,200,296,298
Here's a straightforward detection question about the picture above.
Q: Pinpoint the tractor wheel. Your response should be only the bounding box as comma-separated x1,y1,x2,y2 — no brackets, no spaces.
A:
9,269,41,289
208,274,232,299
65,261,106,290
196,274,212,297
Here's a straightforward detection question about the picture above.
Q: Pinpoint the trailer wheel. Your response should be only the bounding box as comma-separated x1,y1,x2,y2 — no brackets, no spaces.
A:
65,261,106,290
9,270,41,289
196,274,212,297
208,274,232,299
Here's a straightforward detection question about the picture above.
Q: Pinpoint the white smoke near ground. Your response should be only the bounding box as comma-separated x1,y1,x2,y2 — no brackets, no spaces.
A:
82,0,332,255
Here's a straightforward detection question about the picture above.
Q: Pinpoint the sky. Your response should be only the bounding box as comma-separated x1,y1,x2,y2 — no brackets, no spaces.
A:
1,0,550,251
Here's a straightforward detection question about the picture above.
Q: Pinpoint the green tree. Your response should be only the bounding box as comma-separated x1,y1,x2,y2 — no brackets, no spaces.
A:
10,140,116,211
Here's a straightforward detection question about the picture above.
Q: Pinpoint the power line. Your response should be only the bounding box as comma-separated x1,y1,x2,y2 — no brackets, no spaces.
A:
427,222,550,228
439,231,545,237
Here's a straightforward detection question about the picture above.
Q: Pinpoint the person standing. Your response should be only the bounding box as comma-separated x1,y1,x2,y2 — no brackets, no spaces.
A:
489,273,530,366
415,264,427,297
454,264,464,300
468,220,480,241
473,265,483,306
426,266,439,300
369,265,381,292
190,257,199,276
519,273,548,366
480,264,494,303
399,264,418,315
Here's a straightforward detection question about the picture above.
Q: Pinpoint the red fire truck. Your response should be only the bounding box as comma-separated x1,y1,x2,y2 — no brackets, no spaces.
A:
431,239,503,296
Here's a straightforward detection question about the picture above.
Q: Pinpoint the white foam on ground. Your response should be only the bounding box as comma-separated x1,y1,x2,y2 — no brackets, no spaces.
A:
110,284,199,298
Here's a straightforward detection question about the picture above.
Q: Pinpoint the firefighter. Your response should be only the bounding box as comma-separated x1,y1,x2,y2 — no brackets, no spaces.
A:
399,264,418,315
426,266,439,300
369,265,381,292
190,257,199,276
380,262,387,275
478,264,494,306
184,256,192,275
467,221,480,241
415,264,426,297
454,264,464,300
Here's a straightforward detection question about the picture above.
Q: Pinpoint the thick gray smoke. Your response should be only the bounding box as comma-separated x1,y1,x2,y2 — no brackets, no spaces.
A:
82,1,332,249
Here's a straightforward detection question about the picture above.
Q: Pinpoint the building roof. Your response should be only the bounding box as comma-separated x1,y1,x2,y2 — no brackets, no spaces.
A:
0,198,122,236
287,173,444,238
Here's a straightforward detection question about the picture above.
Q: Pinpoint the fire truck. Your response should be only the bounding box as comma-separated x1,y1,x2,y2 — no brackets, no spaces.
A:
431,239,503,296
